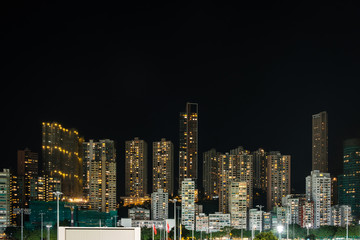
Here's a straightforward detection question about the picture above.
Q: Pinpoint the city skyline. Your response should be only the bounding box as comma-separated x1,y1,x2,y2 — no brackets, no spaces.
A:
2,2,360,238
3,105,359,196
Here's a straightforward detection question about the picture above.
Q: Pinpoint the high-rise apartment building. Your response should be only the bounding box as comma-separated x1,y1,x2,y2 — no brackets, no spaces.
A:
152,139,174,196
249,208,263,231
252,148,267,191
0,169,10,233
282,194,306,225
236,150,253,208
267,151,291,211
219,149,253,213
125,137,148,197
219,153,236,213
229,181,247,229
312,111,328,173
83,139,117,212
300,201,314,228
10,175,22,224
331,205,352,227
203,149,219,199
42,122,83,198
179,103,198,188
181,178,195,230
31,175,61,202
17,148,38,208
338,138,360,220
151,188,168,220
306,170,331,228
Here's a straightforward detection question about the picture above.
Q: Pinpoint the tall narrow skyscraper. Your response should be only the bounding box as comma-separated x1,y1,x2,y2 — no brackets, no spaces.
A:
125,137,148,197
219,149,253,213
179,102,198,188
229,181,248,229
203,149,219,199
252,148,267,191
267,151,291,211
306,170,331,228
42,122,83,199
312,111,328,173
151,188,169,220
152,138,174,196
83,139,117,212
181,178,195,230
338,138,360,219
17,148,38,207
0,169,10,233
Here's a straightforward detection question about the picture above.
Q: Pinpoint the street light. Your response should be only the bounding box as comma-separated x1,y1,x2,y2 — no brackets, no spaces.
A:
252,225,256,240
53,191,63,240
171,199,177,240
256,205,263,233
306,223,312,236
39,212,45,240
277,225,284,240
209,226,213,240
346,206,349,240
13,208,31,240
46,225,52,240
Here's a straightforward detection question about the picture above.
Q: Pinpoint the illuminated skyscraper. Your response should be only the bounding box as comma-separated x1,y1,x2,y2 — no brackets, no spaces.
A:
151,188,168,220
42,122,83,199
306,170,331,228
252,148,267,191
338,138,360,219
282,194,306,225
203,149,219,199
179,102,198,188
219,149,253,213
125,137,148,197
152,138,174,196
229,181,247,229
181,178,195,230
267,151,291,211
83,139,117,212
0,169,10,233
28,175,61,202
218,153,237,213
312,111,328,173
235,149,253,208
17,148,38,207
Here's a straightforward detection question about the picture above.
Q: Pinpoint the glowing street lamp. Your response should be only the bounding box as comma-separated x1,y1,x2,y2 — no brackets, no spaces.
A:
277,225,284,240
53,191,63,240
306,223,312,236
171,199,177,240
46,225,52,240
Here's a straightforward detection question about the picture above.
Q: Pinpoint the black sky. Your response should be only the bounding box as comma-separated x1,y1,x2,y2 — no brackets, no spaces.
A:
2,1,360,195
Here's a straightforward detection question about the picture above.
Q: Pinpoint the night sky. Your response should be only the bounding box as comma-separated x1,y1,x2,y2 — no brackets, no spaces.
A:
2,1,360,196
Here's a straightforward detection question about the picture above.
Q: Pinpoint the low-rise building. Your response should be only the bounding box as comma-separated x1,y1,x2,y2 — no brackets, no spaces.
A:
249,209,262,231
208,212,230,232
300,201,314,229
128,207,150,220
196,213,209,232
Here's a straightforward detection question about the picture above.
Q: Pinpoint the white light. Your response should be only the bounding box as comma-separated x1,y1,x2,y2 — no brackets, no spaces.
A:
277,225,284,233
